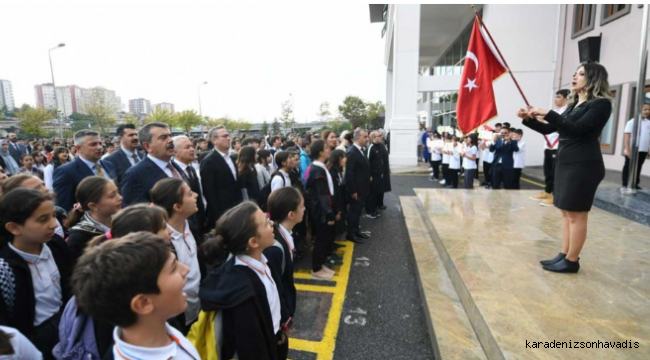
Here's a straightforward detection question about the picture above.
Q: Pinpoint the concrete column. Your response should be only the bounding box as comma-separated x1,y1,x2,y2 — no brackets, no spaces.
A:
385,69,393,130
389,4,420,167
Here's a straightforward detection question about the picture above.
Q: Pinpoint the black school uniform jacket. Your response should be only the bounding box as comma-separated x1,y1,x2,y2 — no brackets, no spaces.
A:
0,236,73,339
263,231,296,325
306,165,335,224
199,257,279,360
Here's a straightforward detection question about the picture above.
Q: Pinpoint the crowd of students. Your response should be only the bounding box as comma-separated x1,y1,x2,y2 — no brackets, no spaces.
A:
0,124,391,359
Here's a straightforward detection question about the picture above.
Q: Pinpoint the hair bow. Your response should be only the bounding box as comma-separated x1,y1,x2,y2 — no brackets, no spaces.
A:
105,231,112,240
73,203,83,211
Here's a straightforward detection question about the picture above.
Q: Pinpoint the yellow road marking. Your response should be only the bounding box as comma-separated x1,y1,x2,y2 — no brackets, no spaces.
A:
295,284,337,293
521,177,545,188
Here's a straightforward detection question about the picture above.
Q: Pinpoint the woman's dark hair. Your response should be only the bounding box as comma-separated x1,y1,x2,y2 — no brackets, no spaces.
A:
31,151,44,165
268,187,302,227
201,201,260,269
569,62,612,105
19,153,33,163
44,145,53,153
274,151,291,172
50,147,69,168
309,139,326,161
1,174,37,195
0,188,53,246
150,178,185,218
344,132,353,144
257,149,271,165
0,329,13,355
329,149,346,173
237,146,257,176
321,130,333,143
468,133,478,147
87,204,168,248
65,176,112,228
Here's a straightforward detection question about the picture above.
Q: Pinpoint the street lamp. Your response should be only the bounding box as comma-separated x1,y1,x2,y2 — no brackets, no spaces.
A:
198,81,208,118
48,43,65,139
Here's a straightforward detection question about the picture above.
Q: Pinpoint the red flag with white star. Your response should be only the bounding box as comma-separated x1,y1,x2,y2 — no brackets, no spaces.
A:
456,18,507,133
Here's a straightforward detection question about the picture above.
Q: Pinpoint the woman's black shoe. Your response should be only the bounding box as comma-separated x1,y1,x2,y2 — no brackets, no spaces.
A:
542,258,579,273
539,253,566,266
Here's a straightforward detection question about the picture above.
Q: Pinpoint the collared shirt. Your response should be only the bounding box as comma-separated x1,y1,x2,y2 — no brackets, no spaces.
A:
514,140,526,169
462,146,478,170
79,156,111,179
173,159,192,179
147,154,173,178
121,145,139,167
168,221,201,325
278,224,295,261
353,143,364,157
84,212,111,233
625,118,650,153
8,244,62,326
235,255,281,333
112,323,200,360
216,149,237,179
270,170,292,192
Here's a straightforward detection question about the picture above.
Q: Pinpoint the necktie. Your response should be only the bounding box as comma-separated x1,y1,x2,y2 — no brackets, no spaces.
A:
187,166,196,182
132,153,140,165
167,163,182,179
93,163,105,178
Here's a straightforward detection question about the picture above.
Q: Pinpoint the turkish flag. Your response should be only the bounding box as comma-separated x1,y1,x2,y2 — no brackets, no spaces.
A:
456,18,507,134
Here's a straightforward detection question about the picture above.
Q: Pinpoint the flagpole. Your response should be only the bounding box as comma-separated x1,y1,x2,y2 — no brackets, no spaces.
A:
471,5,530,107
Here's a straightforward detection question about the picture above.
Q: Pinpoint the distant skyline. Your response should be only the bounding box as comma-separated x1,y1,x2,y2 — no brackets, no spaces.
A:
0,1,386,122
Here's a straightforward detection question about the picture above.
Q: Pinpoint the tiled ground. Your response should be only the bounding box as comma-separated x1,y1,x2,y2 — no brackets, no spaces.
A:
404,188,650,360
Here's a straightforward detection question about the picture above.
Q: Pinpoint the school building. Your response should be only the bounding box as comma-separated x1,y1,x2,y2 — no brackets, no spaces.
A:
371,4,650,178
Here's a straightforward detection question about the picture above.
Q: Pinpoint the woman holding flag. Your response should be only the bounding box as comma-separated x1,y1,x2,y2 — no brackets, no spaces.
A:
518,63,613,273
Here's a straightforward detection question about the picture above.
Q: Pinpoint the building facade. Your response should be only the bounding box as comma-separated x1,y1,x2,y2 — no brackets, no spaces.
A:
35,84,122,116
155,102,175,113
129,98,151,115
0,80,15,111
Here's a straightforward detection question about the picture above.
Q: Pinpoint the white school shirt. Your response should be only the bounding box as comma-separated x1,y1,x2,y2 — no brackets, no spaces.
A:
112,323,200,360
482,141,495,163
442,143,451,165
514,140,526,169
235,255,281,333
449,145,461,170
544,132,560,150
430,139,443,161
8,244,62,326
168,221,201,325
0,326,42,360
270,170,292,192
278,224,295,261
625,118,650,153
43,164,55,190
462,146,478,170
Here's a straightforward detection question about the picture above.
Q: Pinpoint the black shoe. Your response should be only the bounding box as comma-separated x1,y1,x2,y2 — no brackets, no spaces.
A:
377,205,387,210
539,253,566,266
542,258,580,273
355,232,371,239
347,236,364,244
636,186,642,190
333,243,345,249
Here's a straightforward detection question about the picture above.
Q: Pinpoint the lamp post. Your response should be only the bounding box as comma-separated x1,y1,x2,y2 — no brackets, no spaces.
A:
48,43,65,139
198,81,208,117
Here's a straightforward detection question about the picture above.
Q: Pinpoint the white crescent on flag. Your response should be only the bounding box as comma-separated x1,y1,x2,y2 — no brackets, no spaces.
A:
464,50,479,92
466,51,479,72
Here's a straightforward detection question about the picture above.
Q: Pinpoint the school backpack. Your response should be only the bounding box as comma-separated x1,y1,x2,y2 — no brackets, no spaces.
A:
187,310,222,360
257,172,285,211
53,296,101,360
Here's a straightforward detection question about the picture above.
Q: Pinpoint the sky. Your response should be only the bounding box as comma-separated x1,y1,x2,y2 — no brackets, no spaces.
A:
0,1,387,123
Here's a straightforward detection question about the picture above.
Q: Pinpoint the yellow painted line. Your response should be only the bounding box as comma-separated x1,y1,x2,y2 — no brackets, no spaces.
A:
521,177,545,188
295,284,337,293
289,338,322,353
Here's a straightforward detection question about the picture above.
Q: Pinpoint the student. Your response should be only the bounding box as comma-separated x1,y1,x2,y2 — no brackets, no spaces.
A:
480,137,494,188
55,204,171,360
31,151,46,173
512,129,526,190
461,135,478,189
237,146,261,202
440,135,452,186
66,176,122,264
255,149,272,190
72,232,199,360
0,189,73,360
265,187,304,349
329,149,347,237
150,178,202,334
0,326,43,359
447,136,461,189
305,140,336,280
199,202,285,360
18,154,43,179
299,142,311,177
428,134,442,181
43,147,69,191
622,102,650,190
270,152,292,192
287,151,301,188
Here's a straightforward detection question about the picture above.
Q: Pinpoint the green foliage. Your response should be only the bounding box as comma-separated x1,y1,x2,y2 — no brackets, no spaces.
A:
85,93,118,135
280,100,295,129
366,101,386,129
174,110,203,134
71,120,92,132
327,118,353,134
203,116,251,132
317,102,331,122
63,129,75,139
16,107,53,137
69,112,93,122
338,96,367,128
260,120,269,135
122,113,139,126
144,108,175,127
271,118,281,133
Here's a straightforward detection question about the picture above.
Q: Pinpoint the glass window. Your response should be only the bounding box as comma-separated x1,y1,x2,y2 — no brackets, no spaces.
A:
572,5,596,38
598,87,620,154
601,4,631,26
453,42,462,75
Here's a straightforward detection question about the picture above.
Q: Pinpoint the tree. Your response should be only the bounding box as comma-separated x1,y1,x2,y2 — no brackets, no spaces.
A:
122,113,139,126
317,102,331,122
328,117,353,135
280,100,295,130
366,101,386,129
71,120,92,132
338,96,367,128
144,108,175,127
85,93,118,135
260,120,269,135
15,107,53,137
174,110,203,134
271,118,281,134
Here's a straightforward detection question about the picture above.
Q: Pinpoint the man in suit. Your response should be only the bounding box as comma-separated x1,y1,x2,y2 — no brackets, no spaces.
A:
201,126,243,229
489,127,519,190
121,122,184,206
7,133,27,164
173,135,207,238
104,124,144,187
53,130,117,212
344,129,372,244
365,131,384,219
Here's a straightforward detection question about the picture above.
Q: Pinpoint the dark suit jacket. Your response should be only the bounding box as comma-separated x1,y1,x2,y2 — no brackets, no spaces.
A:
344,145,371,197
8,142,27,164
104,148,145,187
366,143,383,175
175,161,207,238
489,138,519,170
201,150,243,229
121,157,184,206
53,157,117,212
